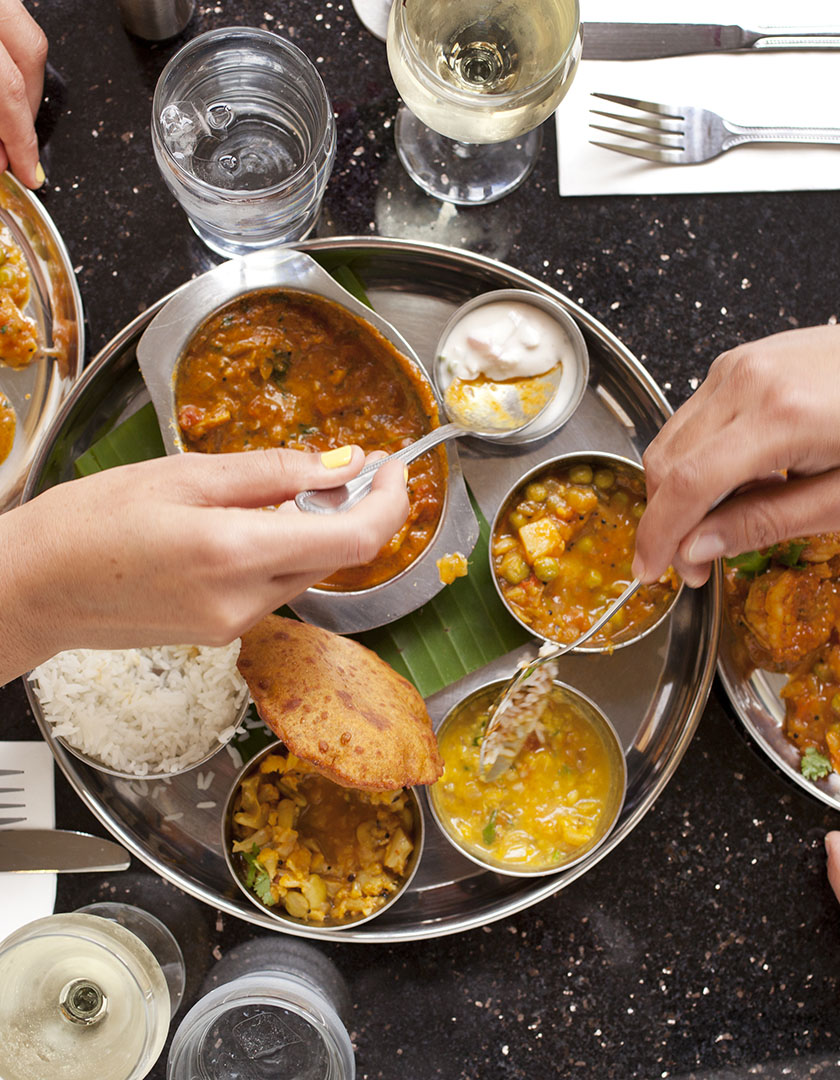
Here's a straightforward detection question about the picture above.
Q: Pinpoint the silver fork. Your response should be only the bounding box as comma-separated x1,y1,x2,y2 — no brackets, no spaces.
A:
0,771,26,826
590,93,840,164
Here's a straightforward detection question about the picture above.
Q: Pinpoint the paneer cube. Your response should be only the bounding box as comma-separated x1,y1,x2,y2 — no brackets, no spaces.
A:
518,518,564,563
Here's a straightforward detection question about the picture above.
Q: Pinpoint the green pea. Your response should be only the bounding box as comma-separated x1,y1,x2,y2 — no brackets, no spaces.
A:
0,267,13,287
585,568,603,589
525,482,548,502
500,552,529,584
631,501,646,518
594,469,615,490
509,511,528,530
534,556,561,582
832,693,840,714
575,535,595,555
612,490,629,507
568,464,593,485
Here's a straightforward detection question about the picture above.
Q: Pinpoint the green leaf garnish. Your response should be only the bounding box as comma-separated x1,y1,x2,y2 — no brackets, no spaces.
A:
482,809,497,845
241,843,277,905
801,746,832,781
725,550,771,579
774,540,808,569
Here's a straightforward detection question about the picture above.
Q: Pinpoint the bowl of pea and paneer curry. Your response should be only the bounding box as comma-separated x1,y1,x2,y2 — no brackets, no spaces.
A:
174,287,447,592
490,452,681,652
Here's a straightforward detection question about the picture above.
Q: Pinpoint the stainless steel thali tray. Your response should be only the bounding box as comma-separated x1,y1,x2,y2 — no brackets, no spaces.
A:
23,237,721,942
0,173,84,511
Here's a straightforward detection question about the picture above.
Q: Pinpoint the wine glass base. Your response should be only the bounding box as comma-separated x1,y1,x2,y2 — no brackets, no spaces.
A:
394,106,542,206
350,0,392,40
76,902,186,1018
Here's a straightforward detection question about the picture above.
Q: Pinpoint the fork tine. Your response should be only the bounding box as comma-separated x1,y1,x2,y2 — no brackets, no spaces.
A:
591,92,684,119
0,770,23,776
0,817,27,826
0,803,25,810
590,108,683,133
0,788,24,794
590,122,683,148
589,140,678,164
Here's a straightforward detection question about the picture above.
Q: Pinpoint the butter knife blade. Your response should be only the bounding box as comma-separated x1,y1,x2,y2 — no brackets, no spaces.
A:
0,829,131,873
582,22,840,60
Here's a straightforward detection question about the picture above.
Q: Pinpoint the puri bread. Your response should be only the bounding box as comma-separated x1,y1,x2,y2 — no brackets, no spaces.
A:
237,615,443,790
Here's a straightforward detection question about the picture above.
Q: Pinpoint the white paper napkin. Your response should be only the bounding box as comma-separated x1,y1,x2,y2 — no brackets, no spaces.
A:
0,741,56,942
557,0,840,196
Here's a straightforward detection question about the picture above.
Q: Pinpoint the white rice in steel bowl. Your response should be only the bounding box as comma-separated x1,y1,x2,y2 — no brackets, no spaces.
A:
29,641,250,778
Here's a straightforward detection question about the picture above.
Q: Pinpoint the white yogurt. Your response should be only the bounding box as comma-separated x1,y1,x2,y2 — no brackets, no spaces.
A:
439,300,573,382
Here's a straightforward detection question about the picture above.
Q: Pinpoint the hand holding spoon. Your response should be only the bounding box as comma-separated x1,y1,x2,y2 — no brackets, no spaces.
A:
295,359,565,515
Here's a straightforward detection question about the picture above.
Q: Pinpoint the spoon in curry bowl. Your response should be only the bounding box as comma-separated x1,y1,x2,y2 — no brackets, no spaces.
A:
294,361,565,515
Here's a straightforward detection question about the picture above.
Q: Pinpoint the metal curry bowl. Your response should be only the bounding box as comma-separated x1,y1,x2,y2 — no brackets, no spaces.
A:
222,740,425,931
428,677,627,877
489,451,683,653
136,247,477,635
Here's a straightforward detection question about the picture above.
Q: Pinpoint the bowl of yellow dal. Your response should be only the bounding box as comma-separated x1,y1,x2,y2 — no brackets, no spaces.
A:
428,678,626,876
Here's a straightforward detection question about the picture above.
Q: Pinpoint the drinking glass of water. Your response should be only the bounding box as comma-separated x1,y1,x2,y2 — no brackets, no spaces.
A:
386,0,581,205
152,27,336,257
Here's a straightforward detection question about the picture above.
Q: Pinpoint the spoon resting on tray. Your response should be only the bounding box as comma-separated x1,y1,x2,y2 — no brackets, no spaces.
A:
294,359,565,515
478,577,643,782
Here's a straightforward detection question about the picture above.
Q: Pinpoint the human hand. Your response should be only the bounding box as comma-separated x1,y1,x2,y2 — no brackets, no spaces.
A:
0,446,409,684
0,0,48,188
826,832,840,906
633,325,840,588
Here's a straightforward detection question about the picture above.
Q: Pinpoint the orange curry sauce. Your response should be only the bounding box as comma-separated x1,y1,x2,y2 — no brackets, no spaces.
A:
175,289,446,591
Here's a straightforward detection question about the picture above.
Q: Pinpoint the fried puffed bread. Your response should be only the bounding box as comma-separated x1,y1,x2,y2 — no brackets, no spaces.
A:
237,615,443,790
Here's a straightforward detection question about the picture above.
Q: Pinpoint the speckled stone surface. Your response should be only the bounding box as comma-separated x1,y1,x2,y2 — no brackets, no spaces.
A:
2,1,840,1077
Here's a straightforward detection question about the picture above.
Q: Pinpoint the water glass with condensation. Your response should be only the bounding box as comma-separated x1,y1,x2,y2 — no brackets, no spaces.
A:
167,938,355,1080
152,27,336,257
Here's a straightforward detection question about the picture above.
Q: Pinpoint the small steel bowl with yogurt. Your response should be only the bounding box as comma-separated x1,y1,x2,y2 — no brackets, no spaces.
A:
433,289,590,445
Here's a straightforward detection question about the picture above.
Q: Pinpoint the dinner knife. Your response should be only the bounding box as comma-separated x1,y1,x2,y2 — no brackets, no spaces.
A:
0,829,131,873
582,23,840,60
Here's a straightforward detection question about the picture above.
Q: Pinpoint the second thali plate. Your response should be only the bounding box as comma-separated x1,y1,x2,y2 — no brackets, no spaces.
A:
24,237,721,942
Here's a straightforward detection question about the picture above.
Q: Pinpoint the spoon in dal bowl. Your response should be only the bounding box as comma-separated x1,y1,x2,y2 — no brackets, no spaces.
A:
294,363,565,515
479,578,643,782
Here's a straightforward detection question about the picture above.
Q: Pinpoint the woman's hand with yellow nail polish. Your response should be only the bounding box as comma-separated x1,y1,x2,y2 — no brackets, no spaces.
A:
0,446,411,687
0,0,48,189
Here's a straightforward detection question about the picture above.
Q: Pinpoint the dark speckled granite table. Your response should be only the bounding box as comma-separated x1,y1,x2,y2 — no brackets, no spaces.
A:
3,2,840,1077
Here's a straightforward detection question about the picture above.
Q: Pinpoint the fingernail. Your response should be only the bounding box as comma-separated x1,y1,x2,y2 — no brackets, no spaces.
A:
403,466,409,484
686,533,725,564
631,555,646,580
34,162,46,188
321,445,353,469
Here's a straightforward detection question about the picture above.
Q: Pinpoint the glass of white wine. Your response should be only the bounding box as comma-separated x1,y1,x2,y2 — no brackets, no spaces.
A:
386,0,581,205
0,904,185,1080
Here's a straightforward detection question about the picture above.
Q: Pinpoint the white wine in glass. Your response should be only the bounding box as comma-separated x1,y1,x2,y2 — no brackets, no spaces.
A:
387,0,581,204
0,909,181,1080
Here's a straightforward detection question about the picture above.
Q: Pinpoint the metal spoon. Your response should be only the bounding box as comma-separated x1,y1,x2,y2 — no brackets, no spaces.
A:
478,578,643,781
294,362,564,515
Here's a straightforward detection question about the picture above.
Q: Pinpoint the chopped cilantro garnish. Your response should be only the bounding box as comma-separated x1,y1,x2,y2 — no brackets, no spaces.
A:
241,843,277,906
801,746,832,781
482,809,497,845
